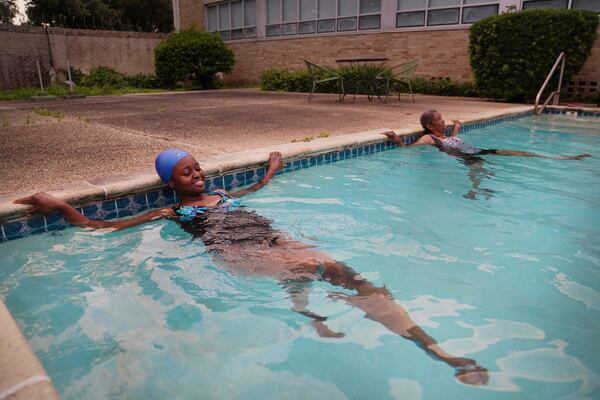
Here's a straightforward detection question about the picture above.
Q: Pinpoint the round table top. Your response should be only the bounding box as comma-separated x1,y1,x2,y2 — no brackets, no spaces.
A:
335,57,389,63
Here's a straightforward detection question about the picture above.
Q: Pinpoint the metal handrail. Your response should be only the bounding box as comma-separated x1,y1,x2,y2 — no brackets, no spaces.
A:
535,52,566,115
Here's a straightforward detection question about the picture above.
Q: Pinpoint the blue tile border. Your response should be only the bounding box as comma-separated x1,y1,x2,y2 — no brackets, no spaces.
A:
542,107,600,118
0,108,566,243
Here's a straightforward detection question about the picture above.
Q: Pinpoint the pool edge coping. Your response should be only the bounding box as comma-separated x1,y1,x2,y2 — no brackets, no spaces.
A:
0,299,61,400
0,104,533,224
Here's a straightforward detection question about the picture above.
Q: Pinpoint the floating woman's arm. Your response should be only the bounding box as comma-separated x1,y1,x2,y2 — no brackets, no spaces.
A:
14,192,175,231
382,131,434,148
232,151,284,197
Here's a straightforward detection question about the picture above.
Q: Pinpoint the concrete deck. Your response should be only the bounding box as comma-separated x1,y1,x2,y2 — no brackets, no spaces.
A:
0,89,530,197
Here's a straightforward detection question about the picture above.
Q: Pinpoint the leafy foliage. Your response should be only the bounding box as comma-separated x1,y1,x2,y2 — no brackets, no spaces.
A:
260,67,478,97
79,66,160,88
154,29,235,89
0,0,17,24
26,0,173,32
469,9,598,102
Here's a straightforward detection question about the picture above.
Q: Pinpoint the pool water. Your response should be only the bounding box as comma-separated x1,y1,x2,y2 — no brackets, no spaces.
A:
1,115,599,399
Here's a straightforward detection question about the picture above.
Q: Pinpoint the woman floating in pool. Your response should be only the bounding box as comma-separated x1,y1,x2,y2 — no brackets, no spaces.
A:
16,149,488,385
383,110,590,199
383,109,590,160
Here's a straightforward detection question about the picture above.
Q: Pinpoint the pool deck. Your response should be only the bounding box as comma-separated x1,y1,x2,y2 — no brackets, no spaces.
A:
0,88,533,199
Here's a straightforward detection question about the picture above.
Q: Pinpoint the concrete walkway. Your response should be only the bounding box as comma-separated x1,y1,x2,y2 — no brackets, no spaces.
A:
0,89,529,196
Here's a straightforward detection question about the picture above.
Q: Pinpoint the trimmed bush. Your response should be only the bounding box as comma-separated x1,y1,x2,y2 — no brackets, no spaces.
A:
80,66,127,88
154,28,235,89
469,9,598,102
260,67,478,97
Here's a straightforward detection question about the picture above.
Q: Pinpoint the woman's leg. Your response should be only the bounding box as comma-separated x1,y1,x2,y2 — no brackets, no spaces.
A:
495,150,590,160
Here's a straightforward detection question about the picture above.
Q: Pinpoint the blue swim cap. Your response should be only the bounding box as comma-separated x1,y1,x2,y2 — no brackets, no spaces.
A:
155,149,191,183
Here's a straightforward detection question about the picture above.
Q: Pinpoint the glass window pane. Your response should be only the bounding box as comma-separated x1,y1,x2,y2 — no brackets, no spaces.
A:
244,26,257,37
317,18,336,31
231,1,243,28
219,3,230,29
207,7,218,31
267,0,281,24
300,0,316,19
319,0,336,18
244,0,256,25
462,4,497,23
219,31,231,40
396,10,424,26
266,24,282,36
337,16,357,30
283,0,298,22
522,0,568,9
397,0,426,9
359,14,380,29
338,0,357,16
299,20,316,33
231,28,244,39
572,0,600,12
283,22,298,34
428,0,459,7
427,8,459,25
360,0,380,13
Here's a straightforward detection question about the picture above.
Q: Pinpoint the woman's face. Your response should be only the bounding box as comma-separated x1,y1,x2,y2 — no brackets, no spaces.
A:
427,112,446,134
169,155,206,196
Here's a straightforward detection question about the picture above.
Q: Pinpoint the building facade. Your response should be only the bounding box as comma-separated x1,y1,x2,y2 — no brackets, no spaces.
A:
174,0,600,96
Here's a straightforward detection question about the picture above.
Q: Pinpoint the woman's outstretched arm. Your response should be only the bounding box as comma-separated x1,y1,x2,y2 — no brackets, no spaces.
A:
231,151,284,197
382,131,434,148
14,192,175,230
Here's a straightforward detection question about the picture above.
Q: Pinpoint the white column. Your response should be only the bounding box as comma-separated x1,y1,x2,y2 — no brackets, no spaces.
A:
172,0,182,31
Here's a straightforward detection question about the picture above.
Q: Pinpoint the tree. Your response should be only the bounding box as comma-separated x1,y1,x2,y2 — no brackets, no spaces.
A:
0,0,17,24
26,0,173,32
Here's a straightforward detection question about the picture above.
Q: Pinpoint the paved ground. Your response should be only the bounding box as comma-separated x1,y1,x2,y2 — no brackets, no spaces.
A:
0,89,530,196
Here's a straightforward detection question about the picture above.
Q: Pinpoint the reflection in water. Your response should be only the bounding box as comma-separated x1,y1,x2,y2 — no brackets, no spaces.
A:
439,319,545,356
457,156,496,201
553,272,600,312
485,340,600,396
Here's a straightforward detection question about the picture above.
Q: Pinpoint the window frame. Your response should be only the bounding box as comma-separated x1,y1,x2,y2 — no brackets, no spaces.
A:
206,0,258,41
265,0,381,37
396,0,500,29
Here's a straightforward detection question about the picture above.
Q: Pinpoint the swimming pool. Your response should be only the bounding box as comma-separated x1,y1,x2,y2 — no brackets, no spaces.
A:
1,113,599,399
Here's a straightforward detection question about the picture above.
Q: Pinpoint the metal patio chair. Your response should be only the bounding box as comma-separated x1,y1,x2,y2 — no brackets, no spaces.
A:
304,59,345,102
375,60,418,103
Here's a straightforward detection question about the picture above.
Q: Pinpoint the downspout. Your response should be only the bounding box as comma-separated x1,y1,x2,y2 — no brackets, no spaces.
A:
172,0,181,31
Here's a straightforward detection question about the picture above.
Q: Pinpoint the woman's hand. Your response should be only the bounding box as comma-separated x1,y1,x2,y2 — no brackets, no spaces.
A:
382,131,404,146
267,151,284,173
452,120,462,136
14,192,67,215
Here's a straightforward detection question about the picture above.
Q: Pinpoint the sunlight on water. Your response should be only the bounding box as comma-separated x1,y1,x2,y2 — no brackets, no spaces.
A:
0,115,599,399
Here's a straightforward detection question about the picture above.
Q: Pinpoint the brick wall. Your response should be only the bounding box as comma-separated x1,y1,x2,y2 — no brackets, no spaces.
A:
179,0,205,30
227,29,474,83
0,25,167,90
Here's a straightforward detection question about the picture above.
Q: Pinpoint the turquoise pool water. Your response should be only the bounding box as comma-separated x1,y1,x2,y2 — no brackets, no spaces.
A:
1,114,599,399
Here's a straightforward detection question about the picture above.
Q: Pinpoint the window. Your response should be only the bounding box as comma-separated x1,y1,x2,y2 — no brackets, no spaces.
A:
522,0,568,9
266,0,380,37
396,0,498,27
523,0,600,12
206,0,257,40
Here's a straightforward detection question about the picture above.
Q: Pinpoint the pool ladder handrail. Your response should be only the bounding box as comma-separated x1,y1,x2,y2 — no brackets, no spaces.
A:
535,52,566,115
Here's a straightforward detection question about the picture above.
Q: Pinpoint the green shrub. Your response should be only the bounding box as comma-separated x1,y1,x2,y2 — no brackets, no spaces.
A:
80,66,127,88
469,9,598,102
125,73,161,89
411,77,478,97
154,28,235,89
260,67,478,97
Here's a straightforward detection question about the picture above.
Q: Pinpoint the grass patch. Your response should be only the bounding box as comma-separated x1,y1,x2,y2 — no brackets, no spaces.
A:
33,108,65,119
0,85,181,101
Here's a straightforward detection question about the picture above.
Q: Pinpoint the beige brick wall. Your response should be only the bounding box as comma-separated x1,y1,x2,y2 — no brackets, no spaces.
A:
0,25,167,89
227,29,474,83
179,0,205,30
